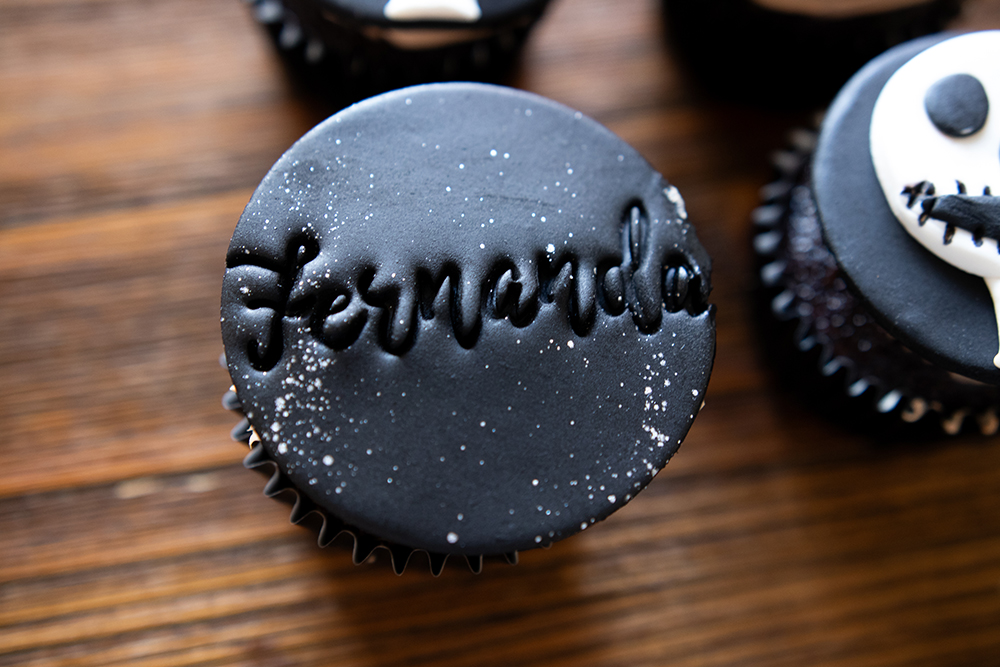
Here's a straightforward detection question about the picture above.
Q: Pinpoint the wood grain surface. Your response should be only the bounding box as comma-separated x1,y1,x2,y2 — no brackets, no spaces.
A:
3,1,1000,665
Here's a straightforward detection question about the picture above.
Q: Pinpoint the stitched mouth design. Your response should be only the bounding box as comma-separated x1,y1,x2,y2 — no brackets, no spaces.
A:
903,180,1000,246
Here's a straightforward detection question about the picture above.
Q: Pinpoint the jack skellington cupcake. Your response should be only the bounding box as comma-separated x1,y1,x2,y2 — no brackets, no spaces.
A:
755,31,1000,435
245,0,552,104
222,83,715,573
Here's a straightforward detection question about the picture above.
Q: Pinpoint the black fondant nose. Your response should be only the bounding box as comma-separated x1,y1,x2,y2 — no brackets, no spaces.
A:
925,73,989,138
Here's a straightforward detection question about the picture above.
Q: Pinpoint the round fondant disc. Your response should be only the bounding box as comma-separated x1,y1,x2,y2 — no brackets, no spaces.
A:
222,83,715,555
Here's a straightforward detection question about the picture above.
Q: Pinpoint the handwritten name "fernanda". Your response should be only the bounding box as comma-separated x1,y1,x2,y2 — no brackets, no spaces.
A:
223,205,706,372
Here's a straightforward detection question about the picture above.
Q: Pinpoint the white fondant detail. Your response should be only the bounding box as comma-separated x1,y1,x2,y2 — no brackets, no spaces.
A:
870,31,1000,368
986,277,1000,368
383,0,481,22
664,186,687,220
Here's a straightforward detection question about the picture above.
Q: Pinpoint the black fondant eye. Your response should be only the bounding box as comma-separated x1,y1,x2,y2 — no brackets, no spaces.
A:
924,73,989,138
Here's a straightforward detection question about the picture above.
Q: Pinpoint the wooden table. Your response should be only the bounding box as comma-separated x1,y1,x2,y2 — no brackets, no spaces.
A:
3,1,1000,665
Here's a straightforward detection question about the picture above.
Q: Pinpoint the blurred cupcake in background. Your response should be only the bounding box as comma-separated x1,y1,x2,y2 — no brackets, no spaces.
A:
663,0,964,108
246,0,553,105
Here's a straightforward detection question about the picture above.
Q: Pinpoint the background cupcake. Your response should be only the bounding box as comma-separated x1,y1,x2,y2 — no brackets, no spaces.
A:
246,0,552,105
663,0,964,107
754,31,1000,435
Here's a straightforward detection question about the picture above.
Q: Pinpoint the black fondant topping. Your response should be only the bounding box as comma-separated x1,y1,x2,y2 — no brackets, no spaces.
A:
814,33,1000,384
924,73,989,137
222,83,715,556
902,180,936,208
920,193,1000,244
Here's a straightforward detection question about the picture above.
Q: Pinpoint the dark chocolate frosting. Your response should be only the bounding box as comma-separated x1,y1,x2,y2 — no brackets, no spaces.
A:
813,33,1000,384
222,83,715,556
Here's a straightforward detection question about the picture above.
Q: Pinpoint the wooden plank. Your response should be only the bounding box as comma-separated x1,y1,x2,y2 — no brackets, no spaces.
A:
0,194,247,498
4,0,1000,665
0,0,323,226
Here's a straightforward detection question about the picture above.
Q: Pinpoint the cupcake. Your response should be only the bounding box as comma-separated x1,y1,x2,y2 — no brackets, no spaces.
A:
663,0,964,108
754,31,1000,436
221,83,716,573
245,0,552,104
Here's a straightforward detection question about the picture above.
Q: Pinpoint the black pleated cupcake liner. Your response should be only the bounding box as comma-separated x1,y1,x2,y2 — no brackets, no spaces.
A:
246,0,546,106
225,387,519,574
753,129,1000,437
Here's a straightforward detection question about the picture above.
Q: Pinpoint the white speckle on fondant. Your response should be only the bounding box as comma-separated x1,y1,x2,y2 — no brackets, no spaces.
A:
664,185,688,220
447,531,459,543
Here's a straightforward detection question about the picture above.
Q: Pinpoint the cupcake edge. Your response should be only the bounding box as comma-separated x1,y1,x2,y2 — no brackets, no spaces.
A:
225,384,516,574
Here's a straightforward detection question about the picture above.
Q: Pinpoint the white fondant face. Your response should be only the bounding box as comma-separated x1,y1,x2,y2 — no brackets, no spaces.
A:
871,31,1000,368
383,0,482,21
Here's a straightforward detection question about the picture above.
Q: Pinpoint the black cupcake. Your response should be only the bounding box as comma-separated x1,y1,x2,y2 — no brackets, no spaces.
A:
222,83,716,573
245,0,551,104
663,0,964,108
754,31,1000,435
